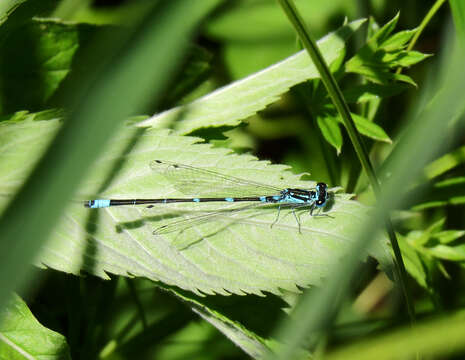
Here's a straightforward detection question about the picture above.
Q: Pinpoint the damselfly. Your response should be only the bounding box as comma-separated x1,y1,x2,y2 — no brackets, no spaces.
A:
85,160,330,233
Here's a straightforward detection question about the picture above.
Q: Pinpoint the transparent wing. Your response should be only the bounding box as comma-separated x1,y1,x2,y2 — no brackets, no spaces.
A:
153,203,261,235
153,203,278,250
153,203,313,235
150,160,281,197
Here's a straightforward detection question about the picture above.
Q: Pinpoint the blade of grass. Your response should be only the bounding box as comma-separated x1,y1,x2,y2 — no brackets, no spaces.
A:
450,0,465,47
326,310,465,360
0,0,221,310
276,0,415,327
406,0,447,51
270,22,465,359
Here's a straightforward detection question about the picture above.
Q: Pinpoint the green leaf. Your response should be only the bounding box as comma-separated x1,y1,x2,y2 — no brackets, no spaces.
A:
434,230,465,244
0,18,94,113
408,218,444,247
140,19,365,134
424,146,465,179
317,115,343,153
161,285,272,358
450,0,465,48
345,15,428,87
0,293,71,360
380,28,417,51
0,116,390,296
343,82,408,103
397,234,428,289
325,310,465,360
0,0,56,29
163,44,213,106
367,12,399,49
346,59,418,86
350,113,392,143
411,177,465,210
425,244,465,261
381,50,431,68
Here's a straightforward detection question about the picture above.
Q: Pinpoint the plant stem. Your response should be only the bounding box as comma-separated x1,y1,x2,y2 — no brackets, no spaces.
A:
396,0,447,74
277,0,416,324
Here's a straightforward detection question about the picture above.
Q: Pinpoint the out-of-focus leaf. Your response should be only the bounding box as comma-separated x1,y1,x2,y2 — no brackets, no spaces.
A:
0,0,56,30
163,285,272,358
0,293,71,360
424,146,465,179
162,44,213,106
450,0,465,47
325,310,465,360
434,230,465,244
397,234,429,290
411,177,465,210
205,0,357,78
317,115,342,153
425,244,465,261
409,218,444,246
343,82,408,103
0,18,94,113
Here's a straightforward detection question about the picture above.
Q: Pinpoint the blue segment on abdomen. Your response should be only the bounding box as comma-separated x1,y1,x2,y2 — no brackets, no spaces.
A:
193,198,200,202
260,196,267,202
90,199,111,208
225,197,234,202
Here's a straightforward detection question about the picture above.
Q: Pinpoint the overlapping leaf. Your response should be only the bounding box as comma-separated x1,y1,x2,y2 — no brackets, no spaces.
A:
139,19,365,134
0,293,71,360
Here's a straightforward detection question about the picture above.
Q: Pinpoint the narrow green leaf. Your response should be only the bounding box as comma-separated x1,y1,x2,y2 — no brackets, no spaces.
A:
434,230,465,244
343,82,408,103
380,28,417,51
346,59,418,86
397,234,428,289
350,113,392,143
411,177,465,210
367,12,399,49
450,0,465,48
425,244,465,261
162,285,272,358
317,115,342,153
408,218,444,247
0,293,71,360
424,146,465,179
139,19,365,134
382,50,431,68
326,310,465,360
427,217,446,234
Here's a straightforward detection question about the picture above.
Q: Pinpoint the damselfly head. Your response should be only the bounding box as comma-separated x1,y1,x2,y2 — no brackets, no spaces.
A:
316,182,327,192
315,182,329,207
